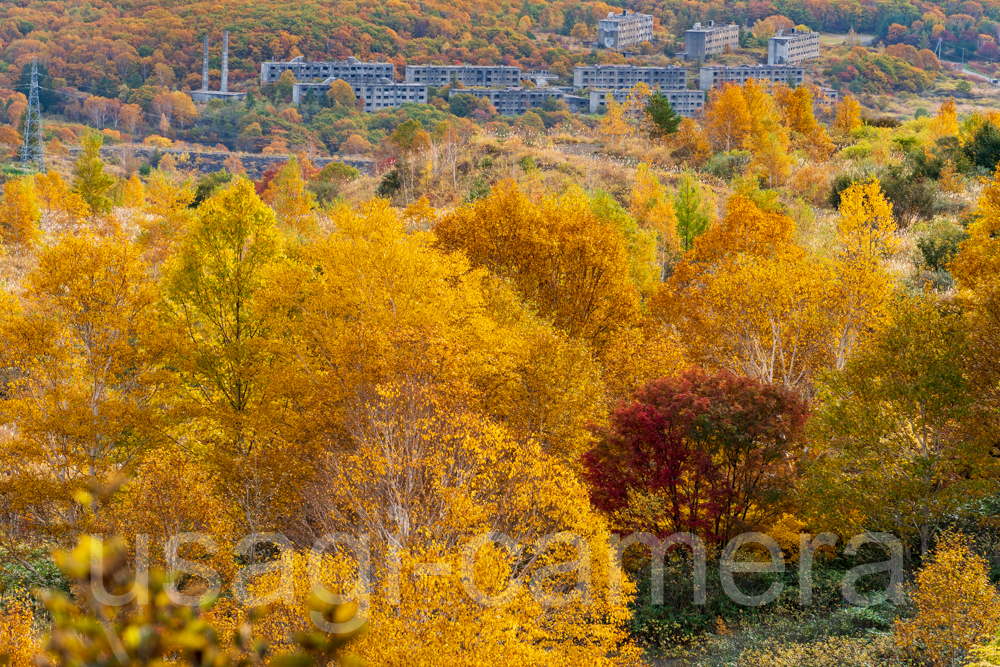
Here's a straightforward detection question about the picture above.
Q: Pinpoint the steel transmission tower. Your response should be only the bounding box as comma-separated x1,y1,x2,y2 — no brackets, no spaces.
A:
19,58,45,172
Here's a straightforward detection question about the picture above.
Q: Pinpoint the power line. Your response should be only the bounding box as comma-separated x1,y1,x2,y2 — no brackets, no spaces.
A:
14,82,115,99
20,59,45,172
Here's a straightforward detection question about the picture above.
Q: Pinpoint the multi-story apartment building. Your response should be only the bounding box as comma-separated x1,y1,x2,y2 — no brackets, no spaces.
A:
698,65,805,91
260,56,394,85
354,82,428,111
589,88,705,116
291,78,427,110
448,87,564,116
683,21,740,61
573,65,687,90
404,65,521,87
768,28,820,64
597,10,655,49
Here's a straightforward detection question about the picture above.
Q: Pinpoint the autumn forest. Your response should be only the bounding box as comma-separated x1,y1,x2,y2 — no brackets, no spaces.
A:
2,0,1000,663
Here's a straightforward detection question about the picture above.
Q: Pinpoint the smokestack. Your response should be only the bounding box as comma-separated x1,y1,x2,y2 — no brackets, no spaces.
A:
202,34,209,91
221,30,229,93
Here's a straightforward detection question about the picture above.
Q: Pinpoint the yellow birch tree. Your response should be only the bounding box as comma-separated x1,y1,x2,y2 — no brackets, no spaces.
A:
262,156,317,235
599,93,631,150
630,163,679,279
829,178,899,369
0,177,41,248
0,233,168,534
833,95,862,136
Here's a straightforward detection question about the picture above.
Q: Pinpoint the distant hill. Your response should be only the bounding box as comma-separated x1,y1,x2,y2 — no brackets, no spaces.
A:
0,0,994,93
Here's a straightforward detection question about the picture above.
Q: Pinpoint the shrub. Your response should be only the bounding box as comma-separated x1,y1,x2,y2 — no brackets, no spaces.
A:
971,629,1000,666
0,596,40,667
893,135,919,152
705,150,751,180
829,172,870,208
465,175,490,202
148,147,164,168
144,135,172,148
315,161,360,183
191,170,233,208
880,168,936,228
375,168,402,198
912,268,955,292
916,226,969,272
895,532,1000,666
305,164,357,207
628,551,900,649
965,122,1000,172
306,180,341,206
0,546,70,593
833,166,936,227
741,634,897,667
839,140,872,160
866,116,902,128
910,136,969,180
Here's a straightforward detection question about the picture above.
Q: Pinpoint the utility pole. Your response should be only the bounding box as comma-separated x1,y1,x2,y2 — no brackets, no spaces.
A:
19,58,45,173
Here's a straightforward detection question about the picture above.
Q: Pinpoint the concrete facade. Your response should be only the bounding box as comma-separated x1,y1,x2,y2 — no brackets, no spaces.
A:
698,65,805,91
292,78,427,110
448,87,564,116
683,21,739,61
261,56,394,85
573,65,687,90
292,79,336,104
449,84,705,117
404,65,521,87
589,89,705,116
768,28,820,64
597,10,655,49
354,82,427,111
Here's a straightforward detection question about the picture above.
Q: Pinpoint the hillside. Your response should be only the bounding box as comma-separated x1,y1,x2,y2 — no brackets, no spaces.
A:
2,0,1000,666
2,0,999,91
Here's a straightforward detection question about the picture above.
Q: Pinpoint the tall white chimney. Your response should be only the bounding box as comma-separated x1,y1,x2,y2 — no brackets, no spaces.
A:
221,30,229,93
202,34,209,91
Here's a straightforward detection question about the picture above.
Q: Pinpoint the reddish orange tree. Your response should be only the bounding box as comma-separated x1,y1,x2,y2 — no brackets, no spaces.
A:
583,368,808,542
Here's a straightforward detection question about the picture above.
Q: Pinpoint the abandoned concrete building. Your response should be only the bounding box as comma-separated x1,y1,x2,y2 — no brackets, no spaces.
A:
403,65,521,87
573,64,688,90
260,56,394,85
682,21,740,61
597,10,655,49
